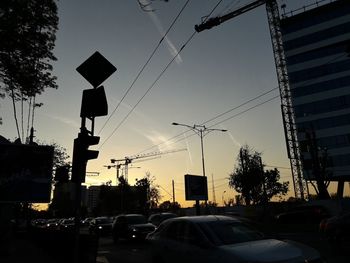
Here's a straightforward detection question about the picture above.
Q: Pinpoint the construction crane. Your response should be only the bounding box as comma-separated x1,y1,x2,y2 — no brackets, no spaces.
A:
109,148,187,183
195,0,307,200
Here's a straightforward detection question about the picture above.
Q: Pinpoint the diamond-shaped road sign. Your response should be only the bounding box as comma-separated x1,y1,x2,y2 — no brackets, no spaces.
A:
76,51,117,88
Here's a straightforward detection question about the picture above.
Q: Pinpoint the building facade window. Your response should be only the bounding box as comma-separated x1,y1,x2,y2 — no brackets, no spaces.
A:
281,0,350,180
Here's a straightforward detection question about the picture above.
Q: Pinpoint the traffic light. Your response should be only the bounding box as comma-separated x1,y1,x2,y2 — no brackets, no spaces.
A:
71,132,100,183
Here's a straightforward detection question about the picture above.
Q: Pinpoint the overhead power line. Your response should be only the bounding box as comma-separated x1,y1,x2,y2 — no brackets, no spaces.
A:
131,37,350,155
99,0,224,149
203,87,278,126
208,95,279,128
98,0,191,135
136,89,279,155
159,184,173,199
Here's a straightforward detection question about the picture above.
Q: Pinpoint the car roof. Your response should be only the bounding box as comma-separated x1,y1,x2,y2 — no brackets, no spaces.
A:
116,213,145,217
149,212,176,217
165,215,241,223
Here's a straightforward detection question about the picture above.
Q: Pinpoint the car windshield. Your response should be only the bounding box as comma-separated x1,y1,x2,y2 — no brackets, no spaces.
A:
63,219,74,224
96,217,113,224
202,221,264,245
127,215,147,224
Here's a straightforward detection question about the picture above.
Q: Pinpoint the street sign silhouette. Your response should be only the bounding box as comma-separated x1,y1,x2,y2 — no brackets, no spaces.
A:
76,51,117,88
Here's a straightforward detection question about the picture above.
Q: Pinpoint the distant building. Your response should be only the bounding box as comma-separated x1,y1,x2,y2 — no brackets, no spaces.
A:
280,0,350,193
87,186,101,213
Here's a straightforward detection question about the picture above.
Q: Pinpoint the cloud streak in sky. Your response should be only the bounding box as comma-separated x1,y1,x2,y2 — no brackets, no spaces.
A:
141,0,183,64
42,113,79,128
226,130,241,149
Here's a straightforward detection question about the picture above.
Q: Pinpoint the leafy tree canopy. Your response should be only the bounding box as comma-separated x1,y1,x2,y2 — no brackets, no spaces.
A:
0,0,58,139
158,200,181,211
0,0,59,98
135,172,161,210
228,144,289,205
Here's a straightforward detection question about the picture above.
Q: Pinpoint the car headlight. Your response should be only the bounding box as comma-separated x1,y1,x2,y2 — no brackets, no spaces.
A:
99,226,103,229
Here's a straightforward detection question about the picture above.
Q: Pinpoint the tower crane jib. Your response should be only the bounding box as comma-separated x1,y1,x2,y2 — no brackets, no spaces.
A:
110,148,187,183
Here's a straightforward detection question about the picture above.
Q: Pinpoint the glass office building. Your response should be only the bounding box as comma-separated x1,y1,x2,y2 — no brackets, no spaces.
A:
280,0,350,182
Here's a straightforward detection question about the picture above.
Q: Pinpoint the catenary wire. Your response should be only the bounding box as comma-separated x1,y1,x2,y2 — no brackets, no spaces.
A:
98,31,197,149
134,51,348,154
99,0,224,149
103,2,349,161
98,0,191,135
159,184,173,199
136,87,279,154
149,94,280,151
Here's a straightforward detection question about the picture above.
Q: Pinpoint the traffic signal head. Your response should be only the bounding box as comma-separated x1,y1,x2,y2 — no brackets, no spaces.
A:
81,134,100,160
71,133,100,183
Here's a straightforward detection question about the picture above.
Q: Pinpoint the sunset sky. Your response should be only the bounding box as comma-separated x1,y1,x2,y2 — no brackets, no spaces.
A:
1,0,349,207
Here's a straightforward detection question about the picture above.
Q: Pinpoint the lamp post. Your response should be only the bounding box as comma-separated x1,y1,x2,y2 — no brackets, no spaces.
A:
172,122,227,214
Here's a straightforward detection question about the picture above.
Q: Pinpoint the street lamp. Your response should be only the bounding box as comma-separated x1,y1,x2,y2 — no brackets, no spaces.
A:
172,122,227,213
172,122,227,178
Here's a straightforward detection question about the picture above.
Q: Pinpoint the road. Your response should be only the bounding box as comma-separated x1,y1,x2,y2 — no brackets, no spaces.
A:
277,231,350,263
97,236,152,263
96,232,350,263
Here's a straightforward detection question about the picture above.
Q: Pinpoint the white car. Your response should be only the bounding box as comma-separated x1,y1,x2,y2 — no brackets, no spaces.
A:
146,215,323,263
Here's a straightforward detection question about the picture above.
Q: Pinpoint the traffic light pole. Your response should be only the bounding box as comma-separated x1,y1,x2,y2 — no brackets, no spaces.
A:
73,114,101,261
73,51,115,263
72,119,88,263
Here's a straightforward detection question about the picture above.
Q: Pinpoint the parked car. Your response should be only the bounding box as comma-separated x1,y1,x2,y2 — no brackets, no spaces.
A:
148,212,177,227
81,217,93,226
320,211,350,241
89,216,113,236
31,219,47,229
112,214,156,242
146,215,323,263
275,205,330,224
46,218,60,230
59,218,75,232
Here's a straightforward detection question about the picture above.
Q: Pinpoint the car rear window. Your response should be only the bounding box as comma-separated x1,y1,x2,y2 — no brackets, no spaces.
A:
96,218,113,224
127,215,147,224
204,221,264,245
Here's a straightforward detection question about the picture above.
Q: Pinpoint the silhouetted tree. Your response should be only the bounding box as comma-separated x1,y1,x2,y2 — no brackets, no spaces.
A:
199,201,217,207
50,142,70,169
303,130,331,199
228,145,289,205
135,172,161,212
223,198,235,207
263,168,289,202
47,142,71,216
158,200,181,211
0,0,58,141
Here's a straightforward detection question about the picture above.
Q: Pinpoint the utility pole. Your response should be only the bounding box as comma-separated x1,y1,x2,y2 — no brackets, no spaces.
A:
211,173,216,204
258,156,267,204
172,122,227,214
172,179,175,205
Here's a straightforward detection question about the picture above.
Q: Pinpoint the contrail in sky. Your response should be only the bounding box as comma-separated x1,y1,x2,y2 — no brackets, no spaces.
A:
43,113,79,128
141,0,183,64
182,130,193,173
226,130,241,149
